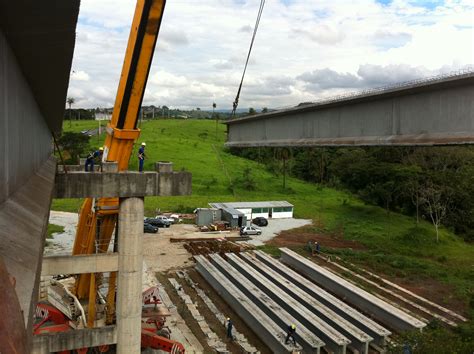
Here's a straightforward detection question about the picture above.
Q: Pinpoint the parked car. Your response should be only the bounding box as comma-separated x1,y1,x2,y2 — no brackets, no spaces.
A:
155,215,173,224
145,217,171,228
168,214,182,223
240,226,262,236
144,223,158,233
252,217,268,227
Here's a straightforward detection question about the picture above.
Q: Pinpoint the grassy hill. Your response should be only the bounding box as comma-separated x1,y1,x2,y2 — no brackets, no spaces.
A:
53,119,473,312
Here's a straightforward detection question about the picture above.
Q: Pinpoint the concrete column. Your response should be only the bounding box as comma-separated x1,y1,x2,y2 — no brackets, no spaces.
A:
116,197,143,354
103,161,119,172
155,161,173,173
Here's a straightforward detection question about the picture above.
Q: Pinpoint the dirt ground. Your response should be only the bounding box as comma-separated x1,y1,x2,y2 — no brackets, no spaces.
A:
268,225,366,250
143,224,243,271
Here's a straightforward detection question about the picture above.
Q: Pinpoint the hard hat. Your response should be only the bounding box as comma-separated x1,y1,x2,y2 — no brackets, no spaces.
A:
227,318,230,321
99,147,104,151
291,324,296,329
141,142,146,146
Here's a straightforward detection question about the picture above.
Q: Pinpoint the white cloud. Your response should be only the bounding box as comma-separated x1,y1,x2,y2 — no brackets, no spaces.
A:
71,70,90,81
67,0,474,110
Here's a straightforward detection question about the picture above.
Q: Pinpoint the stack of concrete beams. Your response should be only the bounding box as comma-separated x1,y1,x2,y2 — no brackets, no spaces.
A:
195,255,303,353
195,249,428,353
279,248,426,332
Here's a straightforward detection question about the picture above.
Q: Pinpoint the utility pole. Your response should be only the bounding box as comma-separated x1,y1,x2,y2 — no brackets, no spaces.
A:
213,102,217,140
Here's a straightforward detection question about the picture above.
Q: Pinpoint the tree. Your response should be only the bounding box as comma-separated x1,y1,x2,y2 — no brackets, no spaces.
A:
419,181,451,242
262,107,268,113
66,97,75,127
248,107,256,115
57,131,90,164
275,148,291,190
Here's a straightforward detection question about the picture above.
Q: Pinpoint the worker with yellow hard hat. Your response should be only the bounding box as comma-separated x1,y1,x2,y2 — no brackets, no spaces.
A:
285,323,297,346
226,317,233,341
85,147,104,172
138,142,146,172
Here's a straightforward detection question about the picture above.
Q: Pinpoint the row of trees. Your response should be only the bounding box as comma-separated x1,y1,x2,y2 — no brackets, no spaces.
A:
229,146,474,242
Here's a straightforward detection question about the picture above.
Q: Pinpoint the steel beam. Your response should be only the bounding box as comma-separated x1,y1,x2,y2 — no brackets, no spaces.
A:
240,252,372,354
255,250,390,346
225,72,474,147
194,255,297,354
280,248,426,331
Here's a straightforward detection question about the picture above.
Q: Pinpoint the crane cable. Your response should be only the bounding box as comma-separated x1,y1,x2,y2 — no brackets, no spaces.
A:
231,0,266,118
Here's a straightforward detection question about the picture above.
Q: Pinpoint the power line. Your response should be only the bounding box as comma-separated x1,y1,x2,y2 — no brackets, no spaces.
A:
231,0,265,118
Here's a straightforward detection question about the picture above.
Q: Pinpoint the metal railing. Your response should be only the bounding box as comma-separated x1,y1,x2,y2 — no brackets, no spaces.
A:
272,66,474,112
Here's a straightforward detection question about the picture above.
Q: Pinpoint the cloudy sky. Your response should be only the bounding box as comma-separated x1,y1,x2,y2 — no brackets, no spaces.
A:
68,0,473,110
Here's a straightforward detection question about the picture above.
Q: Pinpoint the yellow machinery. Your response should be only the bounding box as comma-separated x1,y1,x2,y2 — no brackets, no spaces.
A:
72,0,166,326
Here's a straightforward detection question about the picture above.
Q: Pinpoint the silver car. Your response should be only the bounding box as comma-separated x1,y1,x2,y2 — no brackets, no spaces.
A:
240,226,262,236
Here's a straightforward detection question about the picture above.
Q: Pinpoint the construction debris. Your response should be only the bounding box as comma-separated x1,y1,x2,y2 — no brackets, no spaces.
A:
183,239,252,256
168,278,228,353
181,270,260,354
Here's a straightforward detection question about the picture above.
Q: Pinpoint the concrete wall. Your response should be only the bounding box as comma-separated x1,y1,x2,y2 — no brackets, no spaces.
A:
196,208,221,226
0,28,52,204
270,210,293,219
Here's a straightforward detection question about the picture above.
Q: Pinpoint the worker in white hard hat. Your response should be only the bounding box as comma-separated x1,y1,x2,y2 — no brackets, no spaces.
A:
285,323,297,345
138,142,146,172
226,317,233,340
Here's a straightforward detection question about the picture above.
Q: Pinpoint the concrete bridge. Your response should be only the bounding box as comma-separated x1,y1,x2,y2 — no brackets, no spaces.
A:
225,71,474,147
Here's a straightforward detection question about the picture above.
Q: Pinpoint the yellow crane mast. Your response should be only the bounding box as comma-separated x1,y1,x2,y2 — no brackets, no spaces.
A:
71,0,166,326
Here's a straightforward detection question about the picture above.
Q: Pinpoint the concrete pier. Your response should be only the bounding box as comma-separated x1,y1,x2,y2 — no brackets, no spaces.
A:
195,255,298,353
255,250,390,345
280,248,426,331
116,197,143,354
53,170,191,198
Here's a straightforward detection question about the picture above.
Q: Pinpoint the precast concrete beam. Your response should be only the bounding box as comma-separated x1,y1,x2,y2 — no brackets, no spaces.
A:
279,248,426,331
255,250,390,346
53,171,191,198
32,325,116,353
209,254,324,354
223,253,349,354
194,255,297,354
41,253,118,276
225,72,474,147
240,252,372,354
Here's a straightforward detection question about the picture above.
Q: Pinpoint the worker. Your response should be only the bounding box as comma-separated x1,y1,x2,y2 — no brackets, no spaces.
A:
85,147,103,172
316,241,320,254
138,142,146,172
226,318,233,340
285,324,297,345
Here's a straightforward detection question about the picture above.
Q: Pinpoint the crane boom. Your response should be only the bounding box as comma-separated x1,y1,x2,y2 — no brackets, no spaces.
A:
72,0,166,326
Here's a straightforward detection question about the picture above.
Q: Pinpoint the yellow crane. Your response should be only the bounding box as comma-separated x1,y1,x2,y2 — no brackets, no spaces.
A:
72,0,166,327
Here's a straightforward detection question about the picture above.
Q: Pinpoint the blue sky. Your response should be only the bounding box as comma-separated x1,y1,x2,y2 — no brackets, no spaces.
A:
68,0,474,109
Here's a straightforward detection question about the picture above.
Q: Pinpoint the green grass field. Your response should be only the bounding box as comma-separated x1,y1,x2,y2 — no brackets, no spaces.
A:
52,119,474,313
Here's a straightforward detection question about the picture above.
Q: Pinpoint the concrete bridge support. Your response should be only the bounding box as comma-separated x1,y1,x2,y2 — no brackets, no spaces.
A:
116,197,144,354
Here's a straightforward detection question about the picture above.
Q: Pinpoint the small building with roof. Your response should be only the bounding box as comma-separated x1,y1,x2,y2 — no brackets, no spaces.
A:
210,201,293,221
